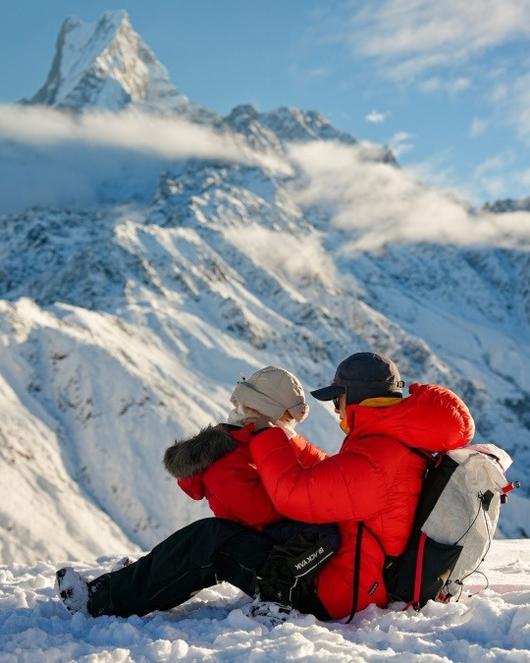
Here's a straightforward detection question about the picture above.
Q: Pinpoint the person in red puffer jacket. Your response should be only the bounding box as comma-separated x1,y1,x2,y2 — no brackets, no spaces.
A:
163,366,326,530
56,353,474,624
249,352,476,621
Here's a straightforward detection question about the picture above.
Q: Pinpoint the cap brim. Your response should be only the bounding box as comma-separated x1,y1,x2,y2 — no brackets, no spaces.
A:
310,384,345,401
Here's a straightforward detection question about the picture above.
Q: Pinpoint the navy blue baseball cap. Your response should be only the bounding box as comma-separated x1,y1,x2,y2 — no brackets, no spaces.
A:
311,352,405,404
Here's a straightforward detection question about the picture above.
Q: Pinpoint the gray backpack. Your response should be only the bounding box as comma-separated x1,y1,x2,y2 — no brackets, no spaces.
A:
384,443,517,607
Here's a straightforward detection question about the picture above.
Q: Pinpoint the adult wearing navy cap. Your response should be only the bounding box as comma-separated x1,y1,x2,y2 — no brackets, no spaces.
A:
250,352,474,620
311,352,405,404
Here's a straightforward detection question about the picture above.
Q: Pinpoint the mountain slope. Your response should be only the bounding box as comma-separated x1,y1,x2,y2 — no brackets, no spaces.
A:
1,10,529,564
2,156,529,563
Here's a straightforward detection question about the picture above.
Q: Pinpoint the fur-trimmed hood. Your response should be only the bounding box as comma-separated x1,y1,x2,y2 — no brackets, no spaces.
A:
163,425,239,479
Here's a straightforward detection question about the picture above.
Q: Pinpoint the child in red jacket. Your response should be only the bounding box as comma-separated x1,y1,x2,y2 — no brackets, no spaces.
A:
164,366,326,530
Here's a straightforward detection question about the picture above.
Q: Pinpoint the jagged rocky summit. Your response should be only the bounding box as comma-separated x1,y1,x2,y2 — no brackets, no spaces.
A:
483,197,530,214
28,9,215,121
26,9,395,156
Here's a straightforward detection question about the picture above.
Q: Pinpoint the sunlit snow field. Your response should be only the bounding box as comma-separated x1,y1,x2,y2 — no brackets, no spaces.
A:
1,540,529,662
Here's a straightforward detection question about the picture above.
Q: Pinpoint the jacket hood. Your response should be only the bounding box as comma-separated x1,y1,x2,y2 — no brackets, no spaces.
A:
346,383,475,452
164,424,245,480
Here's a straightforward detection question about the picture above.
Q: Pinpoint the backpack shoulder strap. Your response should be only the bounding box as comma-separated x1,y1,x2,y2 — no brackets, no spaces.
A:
397,441,436,461
380,436,437,465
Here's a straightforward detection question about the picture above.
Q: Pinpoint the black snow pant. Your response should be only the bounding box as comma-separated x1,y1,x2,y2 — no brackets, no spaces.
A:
87,517,329,620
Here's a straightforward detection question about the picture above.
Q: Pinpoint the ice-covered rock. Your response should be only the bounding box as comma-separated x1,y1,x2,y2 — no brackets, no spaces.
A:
29,10,217,122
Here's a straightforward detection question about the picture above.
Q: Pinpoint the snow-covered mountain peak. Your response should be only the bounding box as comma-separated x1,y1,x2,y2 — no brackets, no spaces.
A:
261,106,353,142
27,10,364,141
224,104,395,164
30,10,216,121
483,196,530,214
226,103,357,148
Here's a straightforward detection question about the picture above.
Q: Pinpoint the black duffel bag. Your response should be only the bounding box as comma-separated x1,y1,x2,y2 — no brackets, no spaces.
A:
256,521,340,617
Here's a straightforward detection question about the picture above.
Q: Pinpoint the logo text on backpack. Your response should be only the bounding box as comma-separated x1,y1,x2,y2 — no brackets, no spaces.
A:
294,547,326,571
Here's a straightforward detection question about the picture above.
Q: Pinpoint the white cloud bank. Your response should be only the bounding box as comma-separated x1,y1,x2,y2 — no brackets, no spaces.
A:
288,140,530,250
224,224,336,287
0,105,290,214
3,103,529,253
0,105,288,170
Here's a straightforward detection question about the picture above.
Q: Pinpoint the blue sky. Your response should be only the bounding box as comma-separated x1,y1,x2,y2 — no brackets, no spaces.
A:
2,0,530,204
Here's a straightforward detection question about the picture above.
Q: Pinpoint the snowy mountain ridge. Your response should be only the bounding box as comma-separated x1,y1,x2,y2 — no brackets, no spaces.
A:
483,196,530,214
29,10,216,122
27,9,380,152
1,9,530,567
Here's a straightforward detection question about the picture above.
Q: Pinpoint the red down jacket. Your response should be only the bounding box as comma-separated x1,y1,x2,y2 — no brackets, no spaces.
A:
177,423,327,530
250,383,475,620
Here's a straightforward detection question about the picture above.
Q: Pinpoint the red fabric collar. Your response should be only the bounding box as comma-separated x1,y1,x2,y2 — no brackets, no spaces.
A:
228,422,255,445
344,383,474,452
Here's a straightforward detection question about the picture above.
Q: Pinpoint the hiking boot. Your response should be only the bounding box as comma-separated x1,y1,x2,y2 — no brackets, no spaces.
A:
242,598,293,626
55,567,89,615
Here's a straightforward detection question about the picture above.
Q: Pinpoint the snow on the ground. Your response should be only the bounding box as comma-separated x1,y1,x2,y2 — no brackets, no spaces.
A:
1,540,530,662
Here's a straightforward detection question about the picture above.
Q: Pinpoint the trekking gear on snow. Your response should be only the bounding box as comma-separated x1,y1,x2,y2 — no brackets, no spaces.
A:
384,443,516,609
257,521,340,611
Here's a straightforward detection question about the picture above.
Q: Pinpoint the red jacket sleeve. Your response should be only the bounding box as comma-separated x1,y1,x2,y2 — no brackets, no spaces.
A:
250,428,388,523
203,461,281,529
289,434,327,467
177,475,204,500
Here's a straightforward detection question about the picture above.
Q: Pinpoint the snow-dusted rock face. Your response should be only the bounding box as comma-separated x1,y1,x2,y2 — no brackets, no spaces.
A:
29,10,216,122
226,105,361,152
225,104,396,162
483,197,530,213
2,10,529,564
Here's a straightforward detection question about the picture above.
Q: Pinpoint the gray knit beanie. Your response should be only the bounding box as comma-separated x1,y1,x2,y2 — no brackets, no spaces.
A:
230,366,309,422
